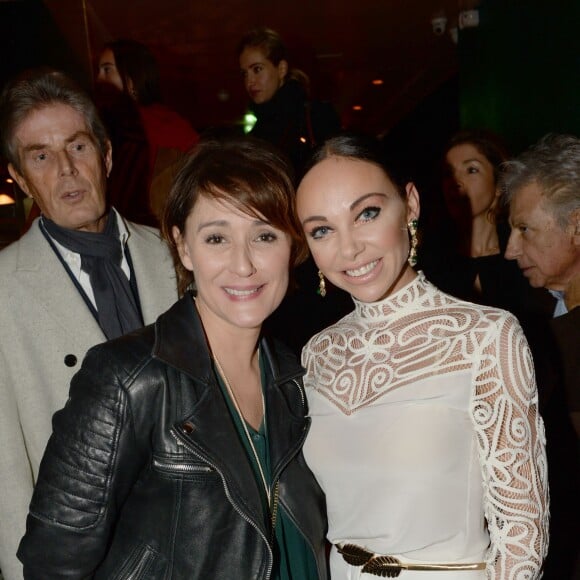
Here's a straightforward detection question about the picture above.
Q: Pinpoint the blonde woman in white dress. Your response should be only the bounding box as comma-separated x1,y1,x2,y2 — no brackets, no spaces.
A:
295,134,548,580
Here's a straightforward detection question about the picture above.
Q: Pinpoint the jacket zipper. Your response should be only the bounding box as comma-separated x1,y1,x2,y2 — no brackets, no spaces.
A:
152,457,213,474
290,378,306,409
170,427,274,579
120,545,156,580
267,384,325,578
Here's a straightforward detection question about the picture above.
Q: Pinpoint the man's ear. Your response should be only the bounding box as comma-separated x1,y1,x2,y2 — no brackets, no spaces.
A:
7,163,31,197
103,139,113,177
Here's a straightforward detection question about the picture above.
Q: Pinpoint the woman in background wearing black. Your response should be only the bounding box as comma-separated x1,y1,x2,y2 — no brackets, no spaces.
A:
238,26,340,178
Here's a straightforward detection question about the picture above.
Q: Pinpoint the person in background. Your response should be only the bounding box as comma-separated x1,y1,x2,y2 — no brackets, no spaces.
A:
238,26,350,355
502,132,580,579
296,134,548,579
424,129,537,315
17,137,327,580
0,68,178,580
238,26,340,178
97,38,199,224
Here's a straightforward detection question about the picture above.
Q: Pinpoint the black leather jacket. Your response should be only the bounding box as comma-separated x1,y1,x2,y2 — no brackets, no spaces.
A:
18,295,328,579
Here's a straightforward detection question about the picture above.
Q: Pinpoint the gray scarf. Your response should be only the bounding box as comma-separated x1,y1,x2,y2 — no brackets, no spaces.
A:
42,213,143,339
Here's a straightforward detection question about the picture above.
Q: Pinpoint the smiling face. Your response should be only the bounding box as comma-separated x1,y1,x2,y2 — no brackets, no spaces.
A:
505,181,580,291
296,156,420,303
173,194,292,336
239,46,287,105
8,103,111,232
444,143,498,219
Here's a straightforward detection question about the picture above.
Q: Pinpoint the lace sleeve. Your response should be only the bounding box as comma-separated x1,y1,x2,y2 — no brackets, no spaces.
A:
472,312,549,579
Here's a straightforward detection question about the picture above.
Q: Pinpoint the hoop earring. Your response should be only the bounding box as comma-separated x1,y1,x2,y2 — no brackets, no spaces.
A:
317,270,327,297
407,219,418,267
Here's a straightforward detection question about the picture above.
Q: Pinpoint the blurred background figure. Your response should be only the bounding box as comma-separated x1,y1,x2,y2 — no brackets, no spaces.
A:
424,129,533,312
96,39,199,225
238,26,340,178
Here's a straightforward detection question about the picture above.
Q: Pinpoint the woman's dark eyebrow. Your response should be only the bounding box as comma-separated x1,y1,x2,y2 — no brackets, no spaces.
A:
301,192,387,226
301,215,327,226
196,217,267,233
350,192,387,211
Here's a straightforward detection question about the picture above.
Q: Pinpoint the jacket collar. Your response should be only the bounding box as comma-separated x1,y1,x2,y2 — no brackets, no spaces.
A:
14,219,105,341
122,216,178,325
15,216,176,339
152,292,304,385
152,292,214,383
151,293,308,529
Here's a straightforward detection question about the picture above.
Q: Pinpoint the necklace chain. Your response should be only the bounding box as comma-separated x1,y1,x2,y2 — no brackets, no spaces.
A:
213,354,271,505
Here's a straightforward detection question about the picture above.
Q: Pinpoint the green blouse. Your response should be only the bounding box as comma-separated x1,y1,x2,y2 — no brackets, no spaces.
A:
215,359,319,580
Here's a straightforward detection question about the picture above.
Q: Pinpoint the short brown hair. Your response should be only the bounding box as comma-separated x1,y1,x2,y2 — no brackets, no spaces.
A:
162,136,308,295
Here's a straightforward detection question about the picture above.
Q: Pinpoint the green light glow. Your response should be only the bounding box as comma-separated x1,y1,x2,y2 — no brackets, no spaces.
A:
243,112,257,134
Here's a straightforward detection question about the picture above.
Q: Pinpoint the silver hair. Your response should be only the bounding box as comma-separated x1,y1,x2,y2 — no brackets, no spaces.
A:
500,133,580,228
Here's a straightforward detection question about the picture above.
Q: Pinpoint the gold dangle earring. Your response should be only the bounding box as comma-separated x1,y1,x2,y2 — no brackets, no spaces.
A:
407,219,419,267
317,270,327,297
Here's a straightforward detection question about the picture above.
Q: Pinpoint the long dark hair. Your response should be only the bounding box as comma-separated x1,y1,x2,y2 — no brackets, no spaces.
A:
305,133,411,199
102,39,162,105
444,129,510,184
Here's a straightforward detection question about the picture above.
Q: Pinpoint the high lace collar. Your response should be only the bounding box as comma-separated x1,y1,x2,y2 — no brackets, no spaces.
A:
353,271,433,321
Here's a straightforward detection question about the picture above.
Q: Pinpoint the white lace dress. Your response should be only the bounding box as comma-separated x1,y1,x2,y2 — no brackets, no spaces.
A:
302,273,548,580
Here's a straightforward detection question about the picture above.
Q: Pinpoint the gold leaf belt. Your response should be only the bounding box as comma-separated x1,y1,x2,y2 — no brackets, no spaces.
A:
337,543,486,577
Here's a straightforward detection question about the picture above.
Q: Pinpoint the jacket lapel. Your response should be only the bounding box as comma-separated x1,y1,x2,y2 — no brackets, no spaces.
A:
14,222,104,345
261,340,309,480
125,219,177,325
